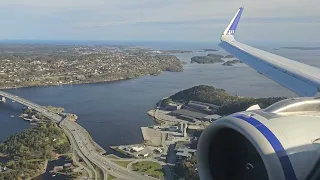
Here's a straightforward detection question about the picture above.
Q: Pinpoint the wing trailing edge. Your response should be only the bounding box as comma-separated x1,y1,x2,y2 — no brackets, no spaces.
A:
219,8,320,97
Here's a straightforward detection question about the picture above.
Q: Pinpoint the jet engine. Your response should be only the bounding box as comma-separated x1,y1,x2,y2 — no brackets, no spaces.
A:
197,97,320,180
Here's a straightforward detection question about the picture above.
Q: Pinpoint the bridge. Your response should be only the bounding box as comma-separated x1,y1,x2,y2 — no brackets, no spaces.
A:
0,91,160,180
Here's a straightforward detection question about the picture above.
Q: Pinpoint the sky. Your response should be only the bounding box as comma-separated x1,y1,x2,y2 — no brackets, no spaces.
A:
0,0,319,43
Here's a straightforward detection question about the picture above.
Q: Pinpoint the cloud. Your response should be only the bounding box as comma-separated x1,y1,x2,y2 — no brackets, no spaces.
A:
0,0,319,42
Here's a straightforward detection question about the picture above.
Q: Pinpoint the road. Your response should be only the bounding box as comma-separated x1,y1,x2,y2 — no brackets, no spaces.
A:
0,91,160,180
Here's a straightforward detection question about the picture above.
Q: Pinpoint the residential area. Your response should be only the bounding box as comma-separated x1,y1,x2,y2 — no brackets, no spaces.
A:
0,44,183,89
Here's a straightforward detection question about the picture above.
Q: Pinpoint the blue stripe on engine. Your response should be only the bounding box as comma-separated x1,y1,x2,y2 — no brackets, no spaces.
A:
234,115,297,180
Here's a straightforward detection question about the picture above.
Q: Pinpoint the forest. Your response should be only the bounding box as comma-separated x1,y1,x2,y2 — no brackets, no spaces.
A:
0,122,70,179
170,85,286,115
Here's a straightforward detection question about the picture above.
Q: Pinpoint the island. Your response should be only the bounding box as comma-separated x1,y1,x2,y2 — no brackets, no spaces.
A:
222,59,243,66
190,54,224,64
0,122,80,179
200,49,218,52
224,55,235,58
280,47,320,50
0,44,184,90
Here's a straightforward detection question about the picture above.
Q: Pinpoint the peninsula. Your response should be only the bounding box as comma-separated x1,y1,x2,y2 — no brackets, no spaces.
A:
0,44,184,90
169,85,285,115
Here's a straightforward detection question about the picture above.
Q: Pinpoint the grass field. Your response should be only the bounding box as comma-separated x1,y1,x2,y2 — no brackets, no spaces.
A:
112,160,133,168
108,174,116,180
132,161,164,179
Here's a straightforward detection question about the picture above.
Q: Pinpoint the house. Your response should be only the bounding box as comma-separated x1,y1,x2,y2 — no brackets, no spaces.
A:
53,166,64,172
64,163,72,168
0,166,7,172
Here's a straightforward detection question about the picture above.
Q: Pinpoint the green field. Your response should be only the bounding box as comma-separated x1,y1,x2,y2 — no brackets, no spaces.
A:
112,160,133,168
108,174,116,180
132,161,164,179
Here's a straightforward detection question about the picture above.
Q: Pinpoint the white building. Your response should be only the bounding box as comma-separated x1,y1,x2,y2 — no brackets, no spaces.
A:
131,146,144,152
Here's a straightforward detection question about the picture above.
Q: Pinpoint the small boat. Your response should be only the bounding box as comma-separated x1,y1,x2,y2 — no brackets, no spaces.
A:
10,115,14,118
12,101,15,103
52,174,56,177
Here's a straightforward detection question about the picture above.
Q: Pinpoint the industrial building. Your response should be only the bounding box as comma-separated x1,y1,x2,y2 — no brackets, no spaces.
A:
165,102,183,111
131,146,145,152
178,123,188,137
171,109,208,122
174,142,197,161
168,126,179,132
184,101,220,114
189,101,220,110
171,109,221,122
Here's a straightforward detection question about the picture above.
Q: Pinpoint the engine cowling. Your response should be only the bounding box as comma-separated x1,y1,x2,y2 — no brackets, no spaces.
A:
197,97,320,180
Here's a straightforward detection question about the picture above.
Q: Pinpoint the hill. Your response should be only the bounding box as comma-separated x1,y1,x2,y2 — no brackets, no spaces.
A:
170,85,286,115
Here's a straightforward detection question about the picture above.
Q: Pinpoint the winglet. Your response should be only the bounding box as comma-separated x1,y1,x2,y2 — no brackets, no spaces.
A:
223,7,244,36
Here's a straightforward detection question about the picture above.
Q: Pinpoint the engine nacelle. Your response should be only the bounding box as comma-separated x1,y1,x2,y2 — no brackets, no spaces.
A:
197,97,320,180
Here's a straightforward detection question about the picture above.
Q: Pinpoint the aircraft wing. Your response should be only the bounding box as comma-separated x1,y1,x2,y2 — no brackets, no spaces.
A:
219,7,320,97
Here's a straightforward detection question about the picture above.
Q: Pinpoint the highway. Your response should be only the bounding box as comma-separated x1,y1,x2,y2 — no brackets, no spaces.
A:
0,91,160,180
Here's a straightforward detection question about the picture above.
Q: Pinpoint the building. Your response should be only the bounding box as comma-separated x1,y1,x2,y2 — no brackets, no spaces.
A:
171,109,208,122
176,149,197,161
178,123,184,133
138,153,149,158
0,166,7,172
183,123,188,137
188,101,210,111
64,163,72,168
179,123,188,137
185,101,220,114
166,102,183,111
131,146,144,152
174,142,197,161
154,148,163,154
53,166,64,172
168,126,179,132
203,114,221,122
189,101,220,110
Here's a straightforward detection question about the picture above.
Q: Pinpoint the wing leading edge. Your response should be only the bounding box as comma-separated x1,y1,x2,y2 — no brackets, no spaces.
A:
219,7,320,97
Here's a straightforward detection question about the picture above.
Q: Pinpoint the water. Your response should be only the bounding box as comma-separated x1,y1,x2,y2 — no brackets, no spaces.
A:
33,157,72,180
0,41,319,179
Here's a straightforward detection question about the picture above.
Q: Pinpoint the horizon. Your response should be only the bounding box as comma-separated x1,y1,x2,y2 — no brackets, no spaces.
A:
0,0,319,43
0,39,319,49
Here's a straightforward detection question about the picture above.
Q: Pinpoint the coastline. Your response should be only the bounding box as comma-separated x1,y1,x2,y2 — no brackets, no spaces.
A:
0,70,182,91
